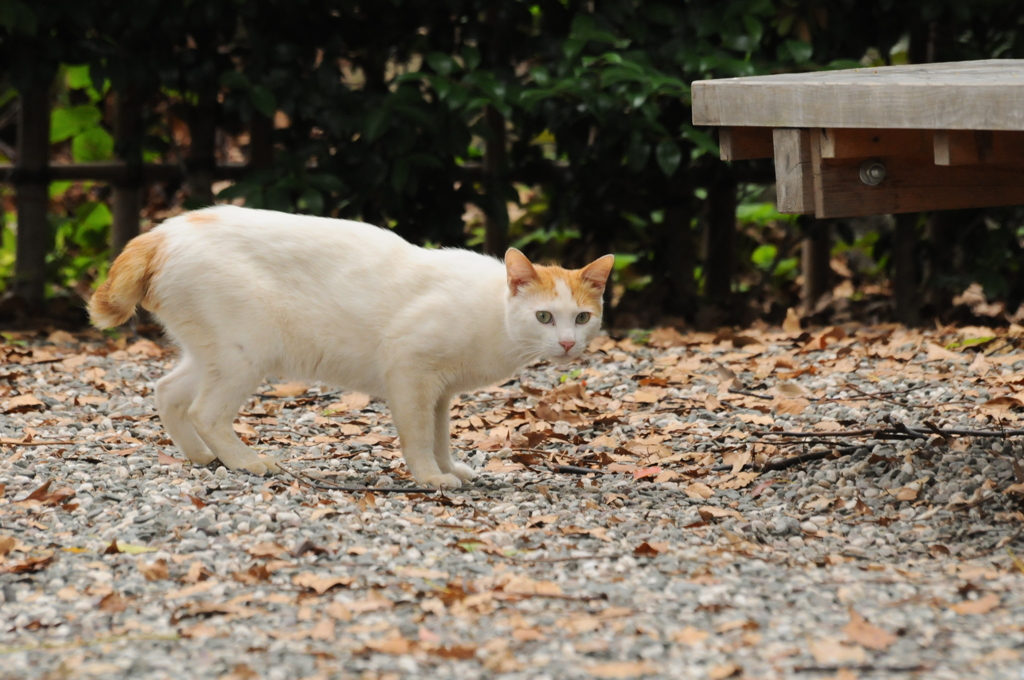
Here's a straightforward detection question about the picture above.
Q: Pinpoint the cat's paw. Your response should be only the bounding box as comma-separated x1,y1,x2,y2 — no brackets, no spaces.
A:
184,448,217,465
259,454,283,474
236,459,270,476
420,473,463,490
451,462,476,482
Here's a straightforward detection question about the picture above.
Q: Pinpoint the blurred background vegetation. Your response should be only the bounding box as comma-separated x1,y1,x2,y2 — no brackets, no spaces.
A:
2,0,1024,329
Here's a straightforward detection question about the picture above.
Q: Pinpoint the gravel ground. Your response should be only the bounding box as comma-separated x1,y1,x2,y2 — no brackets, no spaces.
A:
3,325,1024,679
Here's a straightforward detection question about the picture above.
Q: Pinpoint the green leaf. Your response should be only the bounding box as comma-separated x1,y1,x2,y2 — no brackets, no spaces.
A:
563,38,585,60
655,139,681,177
78,201,113,232
364,108,391,142
65,65,93,90
781,40,813,64
248,85,276,118
743,15,764,44
681,124,719,158
0,0,36,35
297,187,323,215
391,158,410,194
463,46,481,72
71,127,114,162
51,105,101,143
220,70,250,90
751,244,777,270
626,136,650,173
115,543,158,555
425,52,457,77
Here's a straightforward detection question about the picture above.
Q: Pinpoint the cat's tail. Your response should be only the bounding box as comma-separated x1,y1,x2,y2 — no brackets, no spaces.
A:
88,230,164,328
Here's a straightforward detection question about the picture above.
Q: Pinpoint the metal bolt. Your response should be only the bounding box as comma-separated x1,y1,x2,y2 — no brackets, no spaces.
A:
859,160,886,186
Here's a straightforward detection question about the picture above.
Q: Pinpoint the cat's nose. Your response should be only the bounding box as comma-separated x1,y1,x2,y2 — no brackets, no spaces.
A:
560,340,576,353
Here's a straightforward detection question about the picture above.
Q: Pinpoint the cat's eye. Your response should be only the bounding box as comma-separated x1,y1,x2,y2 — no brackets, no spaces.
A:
536,311,553,324
575,312,591,325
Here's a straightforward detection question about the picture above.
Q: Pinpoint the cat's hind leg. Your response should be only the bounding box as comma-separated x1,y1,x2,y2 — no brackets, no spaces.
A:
187,363,276,476
433,397,475,482
155,354,216,465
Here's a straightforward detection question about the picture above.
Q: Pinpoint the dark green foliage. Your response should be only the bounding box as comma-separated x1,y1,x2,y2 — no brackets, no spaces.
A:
3,0,1024,318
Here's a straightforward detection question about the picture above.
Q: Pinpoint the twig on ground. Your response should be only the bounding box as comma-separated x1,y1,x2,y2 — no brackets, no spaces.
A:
842,382,922,408
761,445,861,472
498,553,617,563
553,465,605,475
822,383,928,403
727,387,774,400
0,440,76,447
794,665,927,674
277,462,438,494
760,424,1024,440
970,527,1024,558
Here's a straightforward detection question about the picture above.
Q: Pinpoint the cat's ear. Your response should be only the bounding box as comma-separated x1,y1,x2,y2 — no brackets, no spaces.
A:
505,248,539,295
579,254,615,291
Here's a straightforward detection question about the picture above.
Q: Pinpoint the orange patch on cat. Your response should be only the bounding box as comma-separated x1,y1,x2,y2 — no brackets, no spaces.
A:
184,210,219,224
88,230,166,327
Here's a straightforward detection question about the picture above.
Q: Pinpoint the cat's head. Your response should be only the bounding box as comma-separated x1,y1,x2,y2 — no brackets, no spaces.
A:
504,249,615,364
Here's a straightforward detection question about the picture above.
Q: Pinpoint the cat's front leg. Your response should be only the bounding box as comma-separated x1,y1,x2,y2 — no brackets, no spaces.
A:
433,397,476,482
388,381,462,489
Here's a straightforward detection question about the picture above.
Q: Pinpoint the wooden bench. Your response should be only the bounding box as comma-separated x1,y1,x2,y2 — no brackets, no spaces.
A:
692,59,1024,218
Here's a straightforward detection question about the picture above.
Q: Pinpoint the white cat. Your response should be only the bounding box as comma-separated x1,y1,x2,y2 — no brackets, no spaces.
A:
89,206,613,488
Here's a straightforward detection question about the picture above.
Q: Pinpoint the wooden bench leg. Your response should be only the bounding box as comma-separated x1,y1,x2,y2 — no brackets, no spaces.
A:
894,213,920,326
801,217,830,310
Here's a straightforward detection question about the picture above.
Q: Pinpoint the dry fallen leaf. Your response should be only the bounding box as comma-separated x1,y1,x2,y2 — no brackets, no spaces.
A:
774,381,810,398
950,592,1000,615
2,394,44,413
783,307,802,333
633,541,668,557
774,397,810,415
844,609,897,651
698,506,743,521
684,482,714,500
394,566,449,580
925,343,966,363
722,449,752,474
248,542,287,558
363,637,412,654
980,396,1024,413
670,626,709,646
894,486,918,502
708,663,742,680
137,558,169,582
292,572,356,595
98,592,128,613
501,575,563,596
266,382,308,398
808,637,867,665
586,661,659,678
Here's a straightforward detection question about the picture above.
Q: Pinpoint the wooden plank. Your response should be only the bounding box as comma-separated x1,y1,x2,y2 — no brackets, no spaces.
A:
819,128,931,159
719,127,773,161
692,59,1024,131
773,128,815,214
0,163,248,183
934,130,1024,165
810,153,1024,218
